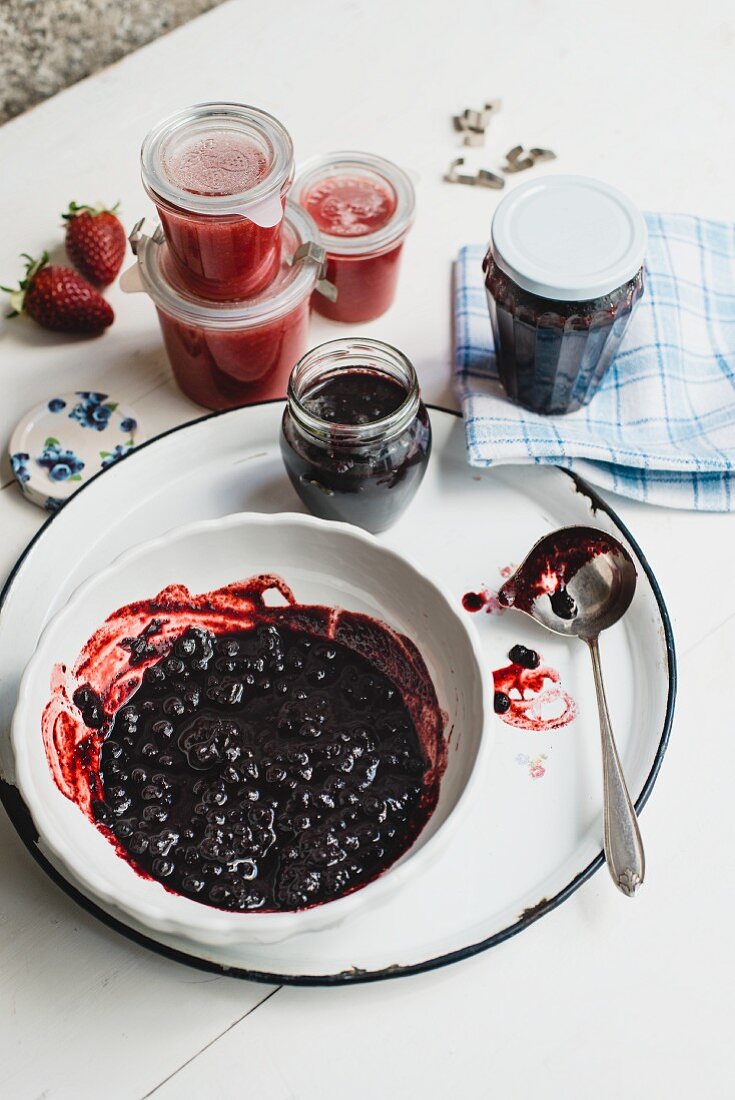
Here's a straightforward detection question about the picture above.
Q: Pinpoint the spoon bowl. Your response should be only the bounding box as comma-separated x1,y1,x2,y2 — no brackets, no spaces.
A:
499,524,645,897
504,526,638,638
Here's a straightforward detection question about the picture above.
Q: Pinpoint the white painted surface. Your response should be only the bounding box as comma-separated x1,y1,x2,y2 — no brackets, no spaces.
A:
0,0,732,1097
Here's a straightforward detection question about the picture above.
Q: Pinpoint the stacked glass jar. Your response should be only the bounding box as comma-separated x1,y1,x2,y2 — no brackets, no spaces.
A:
131,103,417,411
130,103,317,409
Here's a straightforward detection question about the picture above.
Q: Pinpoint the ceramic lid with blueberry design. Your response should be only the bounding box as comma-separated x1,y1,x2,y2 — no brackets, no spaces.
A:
8,392,145,512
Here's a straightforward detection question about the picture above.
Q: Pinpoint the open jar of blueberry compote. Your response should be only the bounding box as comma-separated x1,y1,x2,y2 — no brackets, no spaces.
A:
280,338,431,533
484,175,647,415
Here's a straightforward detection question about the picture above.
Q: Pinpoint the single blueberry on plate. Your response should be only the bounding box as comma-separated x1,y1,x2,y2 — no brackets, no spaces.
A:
47,398,66,413
508,644,540,669
119,417,137,433
494,691,511,714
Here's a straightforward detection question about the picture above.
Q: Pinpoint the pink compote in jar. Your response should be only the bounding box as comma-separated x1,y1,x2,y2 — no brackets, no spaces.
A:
141,103,294,301
293,152,415,323
128,203,327,410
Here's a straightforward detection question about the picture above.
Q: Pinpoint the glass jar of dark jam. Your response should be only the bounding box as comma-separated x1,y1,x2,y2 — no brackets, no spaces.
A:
484,175,647,415
280,338,431,533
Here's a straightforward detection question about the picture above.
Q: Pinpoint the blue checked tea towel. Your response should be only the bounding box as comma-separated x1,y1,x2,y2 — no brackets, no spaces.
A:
454,213,735,510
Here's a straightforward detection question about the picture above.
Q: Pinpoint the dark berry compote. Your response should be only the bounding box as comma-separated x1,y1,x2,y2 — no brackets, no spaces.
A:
43,576,445,913
280,339,431,533
484,255,644,415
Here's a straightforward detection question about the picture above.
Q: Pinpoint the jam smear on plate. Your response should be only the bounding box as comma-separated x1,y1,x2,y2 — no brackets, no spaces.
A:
493,647,576,732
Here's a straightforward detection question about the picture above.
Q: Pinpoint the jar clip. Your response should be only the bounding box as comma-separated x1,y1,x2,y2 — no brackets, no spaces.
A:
293,241,338,303
128,218,164,256
444,157,505,190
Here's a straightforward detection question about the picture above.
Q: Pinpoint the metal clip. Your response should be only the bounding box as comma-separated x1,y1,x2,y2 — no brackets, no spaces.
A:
128,218,145,256
444,157,505,190
502,145,557,174
293,241,326,267
453,100,502,146
529,147,557,163
128,218,164,255
293,241,338,302
315,278,338,303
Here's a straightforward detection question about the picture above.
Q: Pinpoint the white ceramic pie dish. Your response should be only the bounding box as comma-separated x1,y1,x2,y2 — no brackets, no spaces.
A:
11,512,487,946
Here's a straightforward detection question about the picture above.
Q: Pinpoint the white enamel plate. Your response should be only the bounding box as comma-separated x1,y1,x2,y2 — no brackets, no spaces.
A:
0,404,675,984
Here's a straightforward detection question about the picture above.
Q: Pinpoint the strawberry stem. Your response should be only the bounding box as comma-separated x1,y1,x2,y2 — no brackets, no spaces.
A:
62,200,120,222
3,252,49,315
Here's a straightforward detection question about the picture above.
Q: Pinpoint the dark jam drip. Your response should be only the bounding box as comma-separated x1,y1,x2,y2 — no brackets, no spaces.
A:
280,367,432,535
92,624,432,912
462,592,486,613
302,370,407,425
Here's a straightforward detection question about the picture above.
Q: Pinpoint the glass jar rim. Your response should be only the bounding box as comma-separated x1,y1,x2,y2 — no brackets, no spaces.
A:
134,202,322,329
292,152,415,256
141,102,294,218
287,338,421,444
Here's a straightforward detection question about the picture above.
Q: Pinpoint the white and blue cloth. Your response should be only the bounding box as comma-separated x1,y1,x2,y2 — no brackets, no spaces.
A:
454,213,735,510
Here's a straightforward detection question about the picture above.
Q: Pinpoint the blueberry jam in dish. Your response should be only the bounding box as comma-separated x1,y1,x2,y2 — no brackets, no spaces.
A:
42,575,445,913
281,339,431,534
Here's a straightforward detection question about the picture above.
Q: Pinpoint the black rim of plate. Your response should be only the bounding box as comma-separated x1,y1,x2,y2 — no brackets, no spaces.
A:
0,402,677,986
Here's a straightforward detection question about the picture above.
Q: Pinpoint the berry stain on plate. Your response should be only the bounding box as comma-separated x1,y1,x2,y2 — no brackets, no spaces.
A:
461,563,516,615
516,752,548,779
493,645,576,732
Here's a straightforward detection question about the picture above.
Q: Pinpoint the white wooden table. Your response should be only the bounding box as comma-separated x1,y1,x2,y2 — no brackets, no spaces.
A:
1,2,733,1096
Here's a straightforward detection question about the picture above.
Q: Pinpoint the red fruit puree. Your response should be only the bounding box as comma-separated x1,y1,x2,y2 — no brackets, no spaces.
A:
156,300,310,410
156,131,284,301
134,203,321,411
142,105,295,303
295,154,414,323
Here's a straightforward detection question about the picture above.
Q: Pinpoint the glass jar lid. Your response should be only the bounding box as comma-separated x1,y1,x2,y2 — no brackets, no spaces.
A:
141,102,294,226
489,175,647,301
292,152,415,256
130,202,323,330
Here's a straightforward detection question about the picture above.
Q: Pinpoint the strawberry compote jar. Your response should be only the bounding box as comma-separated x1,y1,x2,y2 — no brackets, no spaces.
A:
292,152,415,323
141,102,294,301
129,203,326,411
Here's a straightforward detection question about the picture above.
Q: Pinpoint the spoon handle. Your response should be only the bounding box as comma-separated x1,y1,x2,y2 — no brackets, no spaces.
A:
587,636,645,896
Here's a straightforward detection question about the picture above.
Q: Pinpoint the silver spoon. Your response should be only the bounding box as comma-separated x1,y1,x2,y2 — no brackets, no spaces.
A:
498,525,644,897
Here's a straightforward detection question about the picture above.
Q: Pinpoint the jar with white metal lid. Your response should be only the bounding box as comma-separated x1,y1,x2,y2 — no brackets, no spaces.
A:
483,175,647,415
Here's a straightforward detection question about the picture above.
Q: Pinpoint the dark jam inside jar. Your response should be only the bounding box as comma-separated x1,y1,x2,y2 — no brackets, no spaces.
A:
484,255,644,415
280,339,431,533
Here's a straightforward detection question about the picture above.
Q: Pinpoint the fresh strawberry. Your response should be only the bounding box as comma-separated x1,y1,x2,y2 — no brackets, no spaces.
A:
62,201,126,286
3,253,114,335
